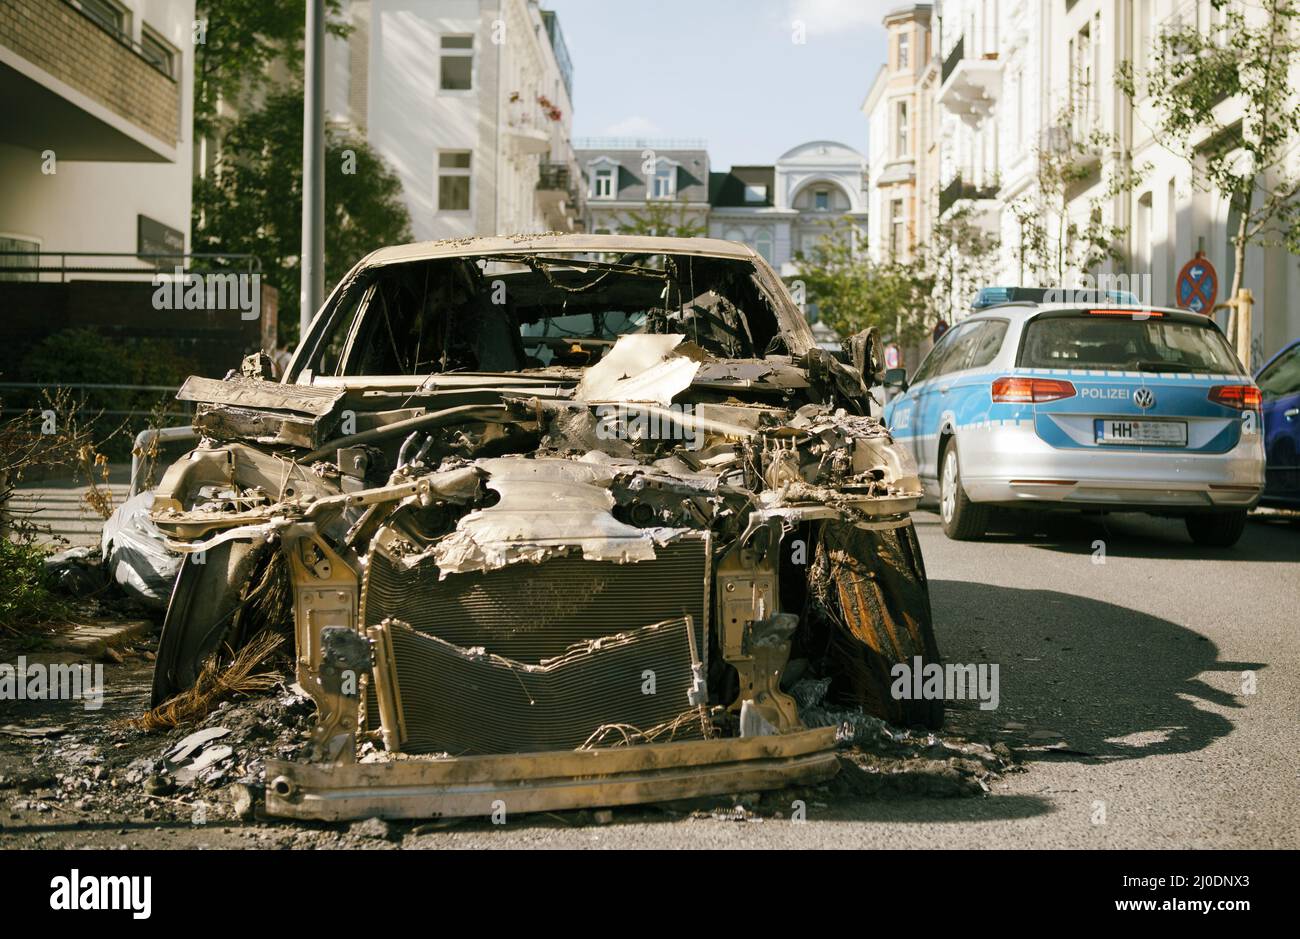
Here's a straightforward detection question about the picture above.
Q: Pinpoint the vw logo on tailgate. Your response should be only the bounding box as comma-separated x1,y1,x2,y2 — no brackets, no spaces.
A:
1133,388,1156,410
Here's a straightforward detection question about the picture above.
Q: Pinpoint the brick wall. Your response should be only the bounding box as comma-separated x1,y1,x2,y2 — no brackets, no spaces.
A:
0,0,179,147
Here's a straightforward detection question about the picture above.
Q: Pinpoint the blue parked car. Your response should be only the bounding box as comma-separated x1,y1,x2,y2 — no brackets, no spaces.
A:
882,301,1265,546
1255,338,1300,507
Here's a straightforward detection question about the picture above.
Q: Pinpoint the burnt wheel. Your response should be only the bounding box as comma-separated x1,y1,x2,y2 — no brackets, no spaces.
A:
812,520,944,730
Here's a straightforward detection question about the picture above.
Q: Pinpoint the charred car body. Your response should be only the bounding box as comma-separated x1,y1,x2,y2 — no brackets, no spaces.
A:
146,235,940,820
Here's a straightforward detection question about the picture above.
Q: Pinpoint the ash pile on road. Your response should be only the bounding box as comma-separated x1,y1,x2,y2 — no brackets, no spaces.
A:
2,681,314,827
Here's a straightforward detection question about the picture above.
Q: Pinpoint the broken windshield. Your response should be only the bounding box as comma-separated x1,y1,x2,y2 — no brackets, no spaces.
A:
293,251,787,379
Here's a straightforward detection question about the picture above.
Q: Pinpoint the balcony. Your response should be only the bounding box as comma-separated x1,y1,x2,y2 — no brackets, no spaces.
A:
938,173,999,217
937,35,1002,128
505,98,553,155
0,0,181,161
536,161,584,232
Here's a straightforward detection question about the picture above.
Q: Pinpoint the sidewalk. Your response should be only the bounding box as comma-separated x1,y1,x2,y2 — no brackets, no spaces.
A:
7,464,131,548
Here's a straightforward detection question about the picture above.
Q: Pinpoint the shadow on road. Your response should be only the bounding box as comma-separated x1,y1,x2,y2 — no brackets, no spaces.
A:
930,579,1254,765
973,510,1300,563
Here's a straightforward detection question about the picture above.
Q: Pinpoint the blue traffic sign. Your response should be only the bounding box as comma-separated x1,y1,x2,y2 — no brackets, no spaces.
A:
1176,254,1218,314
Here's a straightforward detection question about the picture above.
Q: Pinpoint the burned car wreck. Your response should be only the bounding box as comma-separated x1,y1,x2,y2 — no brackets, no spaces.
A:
146,235,940,821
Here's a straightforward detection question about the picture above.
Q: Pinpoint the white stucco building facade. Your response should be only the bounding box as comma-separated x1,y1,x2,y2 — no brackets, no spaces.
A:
926,0,1300,363
326,0,582,243
0,0,195,276
708,140,869,277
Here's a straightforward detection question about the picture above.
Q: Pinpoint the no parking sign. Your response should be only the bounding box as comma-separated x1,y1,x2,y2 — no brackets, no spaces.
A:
1176,253,1218,314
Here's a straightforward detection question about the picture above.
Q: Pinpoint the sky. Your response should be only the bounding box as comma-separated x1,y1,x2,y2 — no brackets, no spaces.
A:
542,0,891,170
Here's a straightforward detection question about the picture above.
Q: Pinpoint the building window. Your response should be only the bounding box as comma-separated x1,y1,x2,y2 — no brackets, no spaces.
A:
652,164,676,200
0,235,39,283
814,189,830,211
895,100,910,158
593,168,615,199
438,151,472,212
889,199,906,257
75,0,126,35
140,28,176,79
897,32,910,71
440,36,474,91
744,184,768,204
754,229,773,263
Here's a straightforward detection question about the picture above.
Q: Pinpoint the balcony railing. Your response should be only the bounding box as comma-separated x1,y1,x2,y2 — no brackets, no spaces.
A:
537,161,572,193
941,35,964,85
938,173,999,215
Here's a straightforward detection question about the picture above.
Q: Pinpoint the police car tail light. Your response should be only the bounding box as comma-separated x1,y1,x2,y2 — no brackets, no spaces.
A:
992,377,1077,403
1208,385,1261,410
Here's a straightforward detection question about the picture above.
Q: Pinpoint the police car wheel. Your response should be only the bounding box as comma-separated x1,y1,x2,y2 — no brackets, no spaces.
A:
939,443,989,540
1185,510,1248,548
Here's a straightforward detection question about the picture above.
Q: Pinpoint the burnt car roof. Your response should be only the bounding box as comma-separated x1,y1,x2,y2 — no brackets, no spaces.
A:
359,233,764,267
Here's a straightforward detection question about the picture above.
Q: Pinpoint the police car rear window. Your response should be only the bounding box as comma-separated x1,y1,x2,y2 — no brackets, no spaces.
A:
1018,312,1240,374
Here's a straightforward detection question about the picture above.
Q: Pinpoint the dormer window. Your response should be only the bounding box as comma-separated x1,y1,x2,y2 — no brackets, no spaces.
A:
651,162,677,199
593,167,615,199
743,184,767,204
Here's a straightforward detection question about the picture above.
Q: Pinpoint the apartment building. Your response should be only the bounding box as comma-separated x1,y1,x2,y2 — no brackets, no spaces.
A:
922,0,1300,362
575,138,712,237
327,0,582,243
0,0,195,274
708,141,870,276
863,4,933,262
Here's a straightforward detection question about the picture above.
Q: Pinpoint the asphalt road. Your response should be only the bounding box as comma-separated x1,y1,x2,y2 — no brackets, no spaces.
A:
3,506,1297,849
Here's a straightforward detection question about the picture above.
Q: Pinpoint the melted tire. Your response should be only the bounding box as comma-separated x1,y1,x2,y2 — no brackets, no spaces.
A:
817,520,944,730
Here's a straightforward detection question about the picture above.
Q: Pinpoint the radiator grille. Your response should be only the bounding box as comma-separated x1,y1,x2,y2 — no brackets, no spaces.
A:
360,535,710,746
371,617,705,755
363,538,708,662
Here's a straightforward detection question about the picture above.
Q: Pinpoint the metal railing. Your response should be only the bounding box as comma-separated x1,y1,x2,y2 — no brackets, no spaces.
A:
0,251,262,283
941,35,964,84
574,137,707,151
938,172,999,215
60,0,177,81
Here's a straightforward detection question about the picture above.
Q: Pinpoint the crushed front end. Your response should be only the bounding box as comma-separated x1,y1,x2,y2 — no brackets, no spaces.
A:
145,237,938,820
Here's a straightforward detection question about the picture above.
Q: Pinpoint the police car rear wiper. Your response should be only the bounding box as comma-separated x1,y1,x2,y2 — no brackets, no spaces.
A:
1131,361,1198,373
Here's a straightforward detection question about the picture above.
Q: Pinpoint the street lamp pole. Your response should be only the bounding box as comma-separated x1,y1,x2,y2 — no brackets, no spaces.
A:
300,0,326,339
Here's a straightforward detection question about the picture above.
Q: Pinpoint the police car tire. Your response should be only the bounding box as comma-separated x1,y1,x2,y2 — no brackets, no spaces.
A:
1185,510,1248,548
939,443,990,540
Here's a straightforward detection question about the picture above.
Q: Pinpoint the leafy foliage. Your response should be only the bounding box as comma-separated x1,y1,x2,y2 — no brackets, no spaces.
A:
193,0,348,138
929,206,1002,324
617,199,708,238
1008,103,1138,286
193,89,413,344
793,219,934,346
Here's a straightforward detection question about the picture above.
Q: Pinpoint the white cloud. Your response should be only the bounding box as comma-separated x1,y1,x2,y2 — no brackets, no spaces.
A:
785,0,890,37
601,115,666,137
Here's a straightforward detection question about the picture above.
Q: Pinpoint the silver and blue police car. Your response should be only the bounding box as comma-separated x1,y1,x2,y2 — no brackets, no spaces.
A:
882,290,1265,546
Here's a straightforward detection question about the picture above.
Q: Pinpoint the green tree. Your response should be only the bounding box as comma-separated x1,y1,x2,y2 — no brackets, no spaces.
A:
618,198,707,238
793,219,933,347
193,0,347,138
1008,103,1139,286
193,89,413,344
1117,0,1300,357
928,205,1001,324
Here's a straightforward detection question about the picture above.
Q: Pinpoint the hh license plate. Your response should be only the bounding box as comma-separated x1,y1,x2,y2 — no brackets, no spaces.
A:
1095,419,1187,446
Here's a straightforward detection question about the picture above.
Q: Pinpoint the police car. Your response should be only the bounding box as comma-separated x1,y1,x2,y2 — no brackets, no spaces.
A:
882,294,1265,546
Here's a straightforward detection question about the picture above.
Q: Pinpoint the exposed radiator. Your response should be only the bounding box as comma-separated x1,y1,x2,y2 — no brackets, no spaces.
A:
368,617,706,755
360,535,711,747
363,537,710,661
